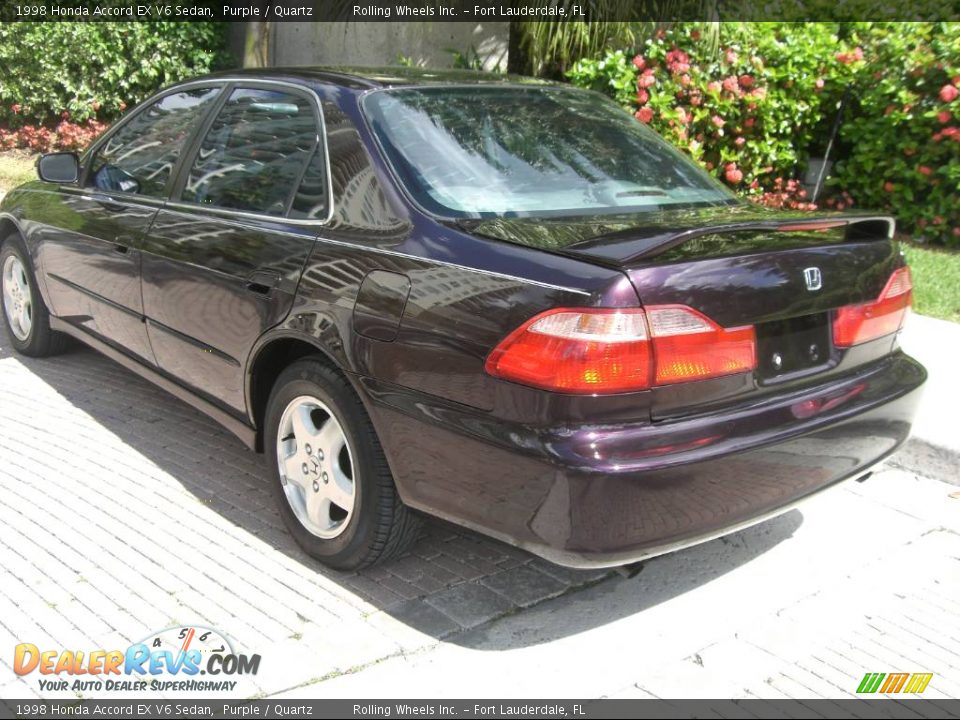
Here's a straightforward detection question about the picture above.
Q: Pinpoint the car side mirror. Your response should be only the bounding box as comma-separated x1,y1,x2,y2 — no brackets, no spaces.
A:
37,152,80,184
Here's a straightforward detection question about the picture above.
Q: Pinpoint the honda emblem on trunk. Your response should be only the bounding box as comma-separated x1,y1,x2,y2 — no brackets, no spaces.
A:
803,267,823,292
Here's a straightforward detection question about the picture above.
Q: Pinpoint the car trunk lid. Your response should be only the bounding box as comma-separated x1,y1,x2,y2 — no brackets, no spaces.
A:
459,205,905,415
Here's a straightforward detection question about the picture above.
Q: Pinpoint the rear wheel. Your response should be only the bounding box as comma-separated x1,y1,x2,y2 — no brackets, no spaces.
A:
264,358,421,569
0,235,69,357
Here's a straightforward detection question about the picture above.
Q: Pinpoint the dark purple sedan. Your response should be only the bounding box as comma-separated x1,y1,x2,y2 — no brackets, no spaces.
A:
0,67,925,569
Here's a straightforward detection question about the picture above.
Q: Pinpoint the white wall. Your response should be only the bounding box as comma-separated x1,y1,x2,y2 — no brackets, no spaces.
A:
264,22,509,71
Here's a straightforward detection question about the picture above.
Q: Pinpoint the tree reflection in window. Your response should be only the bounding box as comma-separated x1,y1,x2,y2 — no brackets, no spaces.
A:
182,88,319,217
364,86,736,219
89,88,219,198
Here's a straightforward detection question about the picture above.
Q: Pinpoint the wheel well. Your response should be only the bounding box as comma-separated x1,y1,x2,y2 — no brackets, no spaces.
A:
249,338,340,452
0,217,20,245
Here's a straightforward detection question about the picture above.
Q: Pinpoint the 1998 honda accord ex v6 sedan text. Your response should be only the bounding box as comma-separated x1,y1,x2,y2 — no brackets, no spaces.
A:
0,68,926,570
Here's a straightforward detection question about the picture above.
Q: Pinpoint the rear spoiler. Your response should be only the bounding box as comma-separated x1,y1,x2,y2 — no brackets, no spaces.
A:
563,215,895,265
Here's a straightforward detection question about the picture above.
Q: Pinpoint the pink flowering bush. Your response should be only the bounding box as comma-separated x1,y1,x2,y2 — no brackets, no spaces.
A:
568,22,960,247
0,119,108,153
831,23,960,246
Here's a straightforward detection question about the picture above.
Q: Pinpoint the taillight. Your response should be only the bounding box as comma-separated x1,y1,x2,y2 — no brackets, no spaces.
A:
484,306,756,394
833,267,912,348
646,306,757,385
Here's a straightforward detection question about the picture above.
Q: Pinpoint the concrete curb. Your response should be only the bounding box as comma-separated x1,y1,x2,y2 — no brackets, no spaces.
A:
891,437,959,486
896,313,960,486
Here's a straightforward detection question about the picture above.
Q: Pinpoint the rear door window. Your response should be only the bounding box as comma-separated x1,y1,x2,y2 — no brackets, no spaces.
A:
180,87,320,217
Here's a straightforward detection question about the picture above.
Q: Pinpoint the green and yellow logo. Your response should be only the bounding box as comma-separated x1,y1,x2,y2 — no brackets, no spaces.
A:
857,672,933,694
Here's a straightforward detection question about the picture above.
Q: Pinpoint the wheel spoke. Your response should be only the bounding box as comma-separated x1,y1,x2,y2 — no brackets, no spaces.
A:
305,492,333,532
15,268,28,296
290,404,321,445
281,452,307,489
327,463,354,511
315,418,345,458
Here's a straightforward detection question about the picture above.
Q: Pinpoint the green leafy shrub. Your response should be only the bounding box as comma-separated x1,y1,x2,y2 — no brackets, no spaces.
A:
0,22,230,128
568,24,860,207
831,23,960,245
568,22,960,246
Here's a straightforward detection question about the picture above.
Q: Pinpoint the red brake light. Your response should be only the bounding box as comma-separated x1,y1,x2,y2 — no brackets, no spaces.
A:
833,267,912,348
485,306,757,394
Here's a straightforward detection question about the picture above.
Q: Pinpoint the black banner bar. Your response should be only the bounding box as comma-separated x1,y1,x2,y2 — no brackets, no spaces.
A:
0,0,959,22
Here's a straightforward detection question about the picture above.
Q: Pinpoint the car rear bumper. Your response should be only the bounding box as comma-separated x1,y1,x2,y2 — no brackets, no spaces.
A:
363,351,926,568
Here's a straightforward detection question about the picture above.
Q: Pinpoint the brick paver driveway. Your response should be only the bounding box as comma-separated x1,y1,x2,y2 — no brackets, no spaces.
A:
1,332,958,700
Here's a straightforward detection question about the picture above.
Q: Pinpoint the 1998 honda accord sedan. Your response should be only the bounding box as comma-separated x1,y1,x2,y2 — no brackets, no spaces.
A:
0,67,926,569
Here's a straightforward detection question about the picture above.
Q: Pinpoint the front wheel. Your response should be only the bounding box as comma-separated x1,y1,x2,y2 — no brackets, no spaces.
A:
264,358,421,570
0,235,68,357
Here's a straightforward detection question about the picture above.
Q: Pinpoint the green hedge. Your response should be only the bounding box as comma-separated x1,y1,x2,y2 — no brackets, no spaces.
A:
568,23,960,246
0,22,230,126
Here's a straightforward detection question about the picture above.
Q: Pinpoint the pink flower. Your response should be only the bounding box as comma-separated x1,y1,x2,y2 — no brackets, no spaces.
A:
636,89,649,105
691,29,701,41
635,107,654,124
707,80,722,94
725,165,743,184
734,136,746,147
11,104,20,114
815,78,825,91
739,74,754,88
836,48,863,65
722,76,740,94
918,165,933,176
676,108,692,124
638,70,656,88
725,48,738,65
952,227,960,237
711,115,725,128
744,117,755,128
940,84,958,103
883,181,895,193
933,215,943,225
632,55,645,70
680,74,692,87
938,110,951,123
665,48,690,75
690,94,702,107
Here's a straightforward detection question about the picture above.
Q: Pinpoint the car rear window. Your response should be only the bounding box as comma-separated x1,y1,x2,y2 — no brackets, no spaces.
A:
362,86,736,220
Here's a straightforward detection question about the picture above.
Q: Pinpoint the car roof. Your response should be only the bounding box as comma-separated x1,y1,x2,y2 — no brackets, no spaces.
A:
204,65,563,91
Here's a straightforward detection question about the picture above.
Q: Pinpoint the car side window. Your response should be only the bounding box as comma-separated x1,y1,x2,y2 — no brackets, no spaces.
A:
180,87,320,217
88,87,220,198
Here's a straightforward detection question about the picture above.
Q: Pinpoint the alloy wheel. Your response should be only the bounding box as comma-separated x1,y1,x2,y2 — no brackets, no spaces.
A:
2,255,32,342
275,395,357,539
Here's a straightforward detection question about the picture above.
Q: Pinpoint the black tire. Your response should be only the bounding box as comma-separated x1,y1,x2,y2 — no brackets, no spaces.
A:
0,233,69,357
264,357,421,570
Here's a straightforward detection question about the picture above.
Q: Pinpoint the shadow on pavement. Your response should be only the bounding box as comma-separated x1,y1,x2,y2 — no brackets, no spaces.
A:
0,332,802,649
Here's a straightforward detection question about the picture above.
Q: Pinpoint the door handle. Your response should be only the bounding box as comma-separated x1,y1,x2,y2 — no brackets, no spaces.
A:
246,270,281,296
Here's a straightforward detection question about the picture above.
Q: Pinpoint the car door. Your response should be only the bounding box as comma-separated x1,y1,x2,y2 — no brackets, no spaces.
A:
39,85,223,363
140,83,328,414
